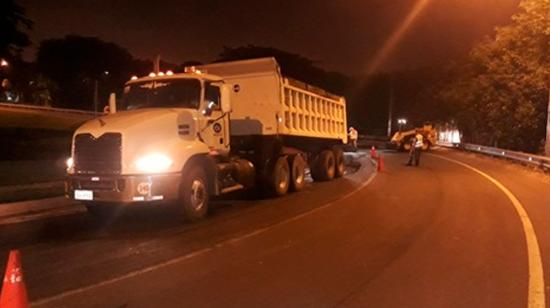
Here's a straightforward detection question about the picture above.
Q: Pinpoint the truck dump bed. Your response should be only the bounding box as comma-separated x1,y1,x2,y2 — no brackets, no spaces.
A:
197,58,347,143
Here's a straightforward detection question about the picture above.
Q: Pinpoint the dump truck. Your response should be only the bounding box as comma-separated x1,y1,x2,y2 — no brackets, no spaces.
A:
389,122,437,151
65,57,348,220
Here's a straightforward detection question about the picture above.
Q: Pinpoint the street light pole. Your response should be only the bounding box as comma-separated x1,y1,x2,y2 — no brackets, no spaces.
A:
387,78,394,138
545,87,550,156
93,70,109,115
93,79,99,115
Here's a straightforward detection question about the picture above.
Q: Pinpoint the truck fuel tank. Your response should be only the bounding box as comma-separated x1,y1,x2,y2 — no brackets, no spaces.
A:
217,159,256,189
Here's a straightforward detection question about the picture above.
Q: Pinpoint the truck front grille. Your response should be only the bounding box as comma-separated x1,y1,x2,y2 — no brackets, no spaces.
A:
74,133,122,174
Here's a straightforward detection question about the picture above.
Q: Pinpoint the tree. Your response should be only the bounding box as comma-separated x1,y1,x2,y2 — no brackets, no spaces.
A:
36,35,143,110
437,0,550,153
28,74,57,107
217,45,350,95
0,0,32,59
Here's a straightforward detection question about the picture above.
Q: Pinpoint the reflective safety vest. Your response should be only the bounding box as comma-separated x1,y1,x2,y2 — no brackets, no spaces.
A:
414,134,424,148
349,129,358,140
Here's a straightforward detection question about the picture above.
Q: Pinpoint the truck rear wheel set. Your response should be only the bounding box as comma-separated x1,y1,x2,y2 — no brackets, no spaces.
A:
311,147,345,182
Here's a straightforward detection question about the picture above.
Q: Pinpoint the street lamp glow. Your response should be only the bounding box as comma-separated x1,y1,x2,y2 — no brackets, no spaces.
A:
0,59,8,67
397,118,407,125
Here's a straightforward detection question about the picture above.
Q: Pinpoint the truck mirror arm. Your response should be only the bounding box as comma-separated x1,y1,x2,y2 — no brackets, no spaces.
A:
198,112,229,134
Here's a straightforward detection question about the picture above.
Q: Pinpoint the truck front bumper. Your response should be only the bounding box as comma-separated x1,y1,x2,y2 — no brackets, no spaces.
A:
65,173,181,204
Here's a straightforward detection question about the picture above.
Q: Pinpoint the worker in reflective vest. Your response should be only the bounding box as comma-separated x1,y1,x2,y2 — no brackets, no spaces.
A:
348,127,358,151
406,131,424,166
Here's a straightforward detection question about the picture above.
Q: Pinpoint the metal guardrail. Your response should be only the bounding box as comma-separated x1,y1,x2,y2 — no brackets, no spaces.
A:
457,143,550,170
0,102,96,115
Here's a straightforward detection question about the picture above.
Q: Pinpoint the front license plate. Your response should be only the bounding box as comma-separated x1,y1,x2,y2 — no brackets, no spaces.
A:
74,190,93,200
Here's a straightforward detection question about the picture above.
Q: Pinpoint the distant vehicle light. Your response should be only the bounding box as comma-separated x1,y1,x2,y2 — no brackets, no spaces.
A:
166,70,174,76
131,75,138,80
148,72,156,77
66,157,74,169
0,59,8,67
135,153,173,173
158,72,165,76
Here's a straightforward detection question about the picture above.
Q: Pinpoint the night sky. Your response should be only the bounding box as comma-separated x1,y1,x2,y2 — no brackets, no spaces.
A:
19,0,520,74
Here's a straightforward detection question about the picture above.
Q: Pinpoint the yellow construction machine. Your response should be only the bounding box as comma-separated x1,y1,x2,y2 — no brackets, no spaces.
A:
389,122,437,151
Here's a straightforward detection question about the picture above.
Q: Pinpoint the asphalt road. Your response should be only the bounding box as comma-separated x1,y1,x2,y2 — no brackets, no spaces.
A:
1,149,550,308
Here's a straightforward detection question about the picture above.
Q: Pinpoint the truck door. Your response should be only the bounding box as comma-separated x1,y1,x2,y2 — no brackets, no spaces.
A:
202,82,230,154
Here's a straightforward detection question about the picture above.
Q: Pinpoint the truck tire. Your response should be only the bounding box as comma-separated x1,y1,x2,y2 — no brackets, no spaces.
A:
85,202,118,218
288,154,306,192
266,156,290,196
311,150,335,181
179,165,209,221
333,148,345,178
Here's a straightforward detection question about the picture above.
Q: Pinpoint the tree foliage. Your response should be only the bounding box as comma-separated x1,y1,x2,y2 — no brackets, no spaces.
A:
217,45,350,95
439,0,550,152
0,0,32,58
36,35,149,110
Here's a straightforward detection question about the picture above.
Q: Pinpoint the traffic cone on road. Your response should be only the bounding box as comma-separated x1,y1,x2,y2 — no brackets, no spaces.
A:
377,155,384,172
0,250,29,308
370,146,377,158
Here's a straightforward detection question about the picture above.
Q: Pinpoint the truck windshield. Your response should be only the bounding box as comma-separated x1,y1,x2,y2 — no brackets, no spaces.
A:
123,79,201,110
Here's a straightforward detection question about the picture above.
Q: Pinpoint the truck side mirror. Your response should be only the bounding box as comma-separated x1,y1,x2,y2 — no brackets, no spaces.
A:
108,93,117,114
221,84,232,113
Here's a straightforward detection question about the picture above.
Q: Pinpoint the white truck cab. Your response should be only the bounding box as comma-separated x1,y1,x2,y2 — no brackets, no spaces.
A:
66,58,348,221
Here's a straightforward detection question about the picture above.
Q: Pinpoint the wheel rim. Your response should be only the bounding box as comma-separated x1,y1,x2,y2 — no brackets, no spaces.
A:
276,167,289,191
327,156,335,177
190,179,206,211
295,165,304,185
337,159,345,174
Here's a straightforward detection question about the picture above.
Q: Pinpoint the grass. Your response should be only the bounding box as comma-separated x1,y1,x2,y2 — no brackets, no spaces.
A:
0,160,67,203
0,160,67,186
0,105,92,131
0,183,64,203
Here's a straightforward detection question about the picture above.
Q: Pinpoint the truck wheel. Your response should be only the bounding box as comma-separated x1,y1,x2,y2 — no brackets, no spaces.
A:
179,165,209,221
289,154,306,192
311,150,335,181
333,148,345,178
85,203,118,218
267,156,290,196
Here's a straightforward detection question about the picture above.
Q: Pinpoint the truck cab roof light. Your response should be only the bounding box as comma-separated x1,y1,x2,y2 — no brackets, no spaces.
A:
131,76,138,80
158,72,165,76
148,72,156,77
184,66,206,74
166,70,174,76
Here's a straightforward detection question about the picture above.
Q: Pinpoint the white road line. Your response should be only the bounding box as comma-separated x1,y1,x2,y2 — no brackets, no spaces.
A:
33,166,378,307
432,154,545,308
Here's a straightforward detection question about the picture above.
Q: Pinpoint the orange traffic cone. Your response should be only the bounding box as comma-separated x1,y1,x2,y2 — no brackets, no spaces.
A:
377,155,384,172
370,146,377,158
0,250,29,308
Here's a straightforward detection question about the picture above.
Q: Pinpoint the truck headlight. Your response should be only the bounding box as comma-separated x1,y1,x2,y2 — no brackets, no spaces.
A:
135,153,173,173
